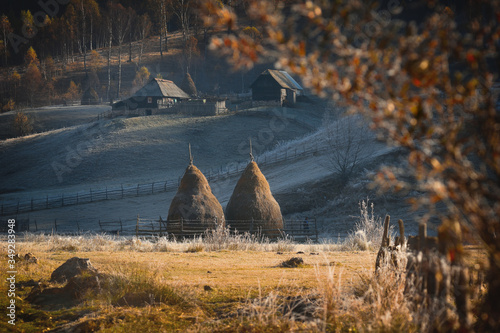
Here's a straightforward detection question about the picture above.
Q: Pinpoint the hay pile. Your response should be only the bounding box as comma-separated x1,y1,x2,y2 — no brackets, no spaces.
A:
225,161,283,236
167,164,225,234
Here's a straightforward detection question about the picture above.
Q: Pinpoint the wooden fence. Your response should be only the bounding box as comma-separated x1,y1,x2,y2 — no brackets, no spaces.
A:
0,216,318,242
135,217,318,242
99,219,123,234
1,141,328,217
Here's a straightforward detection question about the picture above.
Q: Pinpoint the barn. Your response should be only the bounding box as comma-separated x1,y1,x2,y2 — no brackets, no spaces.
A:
112,78,190,115
249,69,303,105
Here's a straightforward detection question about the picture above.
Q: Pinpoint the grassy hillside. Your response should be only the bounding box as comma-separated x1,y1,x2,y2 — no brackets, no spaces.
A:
0,108,313,195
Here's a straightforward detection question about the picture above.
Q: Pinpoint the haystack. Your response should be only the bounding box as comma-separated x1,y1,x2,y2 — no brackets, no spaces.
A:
167,163,225,235
225,161,283,236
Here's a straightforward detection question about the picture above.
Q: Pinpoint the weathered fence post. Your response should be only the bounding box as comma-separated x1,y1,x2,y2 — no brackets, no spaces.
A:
314,218,319,243
418,221,427,252
181,218,184,233
136,215,139,237
34,220,38,232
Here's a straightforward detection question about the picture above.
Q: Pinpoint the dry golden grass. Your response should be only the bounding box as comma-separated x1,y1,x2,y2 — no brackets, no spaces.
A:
0,234,487,332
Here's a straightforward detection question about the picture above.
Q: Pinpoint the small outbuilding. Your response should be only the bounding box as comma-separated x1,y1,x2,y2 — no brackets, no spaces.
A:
250,69,303,105
112,78,190,115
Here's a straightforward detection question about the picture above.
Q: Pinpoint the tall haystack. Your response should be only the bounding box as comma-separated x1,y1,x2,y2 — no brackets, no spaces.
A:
225,161,283,236
167,162,225,236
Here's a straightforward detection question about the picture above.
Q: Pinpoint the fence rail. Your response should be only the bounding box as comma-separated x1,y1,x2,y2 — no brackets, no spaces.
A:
135,217,318,242
1,141,328,216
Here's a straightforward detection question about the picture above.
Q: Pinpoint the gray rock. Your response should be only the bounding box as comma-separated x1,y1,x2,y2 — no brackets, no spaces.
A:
50,257,97,283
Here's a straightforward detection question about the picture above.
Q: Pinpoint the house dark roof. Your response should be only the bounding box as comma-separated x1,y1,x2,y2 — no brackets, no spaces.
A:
133,78,190,99
250,69,303,91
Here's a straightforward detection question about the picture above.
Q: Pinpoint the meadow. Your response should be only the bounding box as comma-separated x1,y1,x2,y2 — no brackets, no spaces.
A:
0,219,487,332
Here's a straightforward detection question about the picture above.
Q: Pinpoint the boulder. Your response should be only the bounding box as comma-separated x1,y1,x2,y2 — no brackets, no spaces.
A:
50,257,97,283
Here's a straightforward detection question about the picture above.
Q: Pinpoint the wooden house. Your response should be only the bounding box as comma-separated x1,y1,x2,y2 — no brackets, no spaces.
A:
112,78,190,115
249,69,303,105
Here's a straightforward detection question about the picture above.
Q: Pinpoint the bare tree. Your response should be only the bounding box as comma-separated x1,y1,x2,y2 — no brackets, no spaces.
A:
323,109,373,185
109,2,133,99
149,0,171,57
172,0,192,41
136,14,152,67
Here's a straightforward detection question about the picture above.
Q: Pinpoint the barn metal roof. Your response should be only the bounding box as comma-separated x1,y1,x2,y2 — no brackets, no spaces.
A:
133,78,190,99
250,69,303,90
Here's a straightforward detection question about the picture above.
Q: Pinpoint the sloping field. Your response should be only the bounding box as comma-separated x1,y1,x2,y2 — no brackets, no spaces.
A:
0,103,434,239
0,107,311,196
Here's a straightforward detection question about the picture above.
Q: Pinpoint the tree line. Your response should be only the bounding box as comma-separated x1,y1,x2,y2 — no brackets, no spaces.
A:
0,0,257,112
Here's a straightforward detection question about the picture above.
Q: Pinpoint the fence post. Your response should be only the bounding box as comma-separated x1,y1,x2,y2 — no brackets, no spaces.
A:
90,189,93,202
152,182,154,194
181,218,184,233
314,218,318,243
136,215,139,237
121,184,124,198
119,218,123,232
164,181,167,191
34,219,38,232
77,221,80,233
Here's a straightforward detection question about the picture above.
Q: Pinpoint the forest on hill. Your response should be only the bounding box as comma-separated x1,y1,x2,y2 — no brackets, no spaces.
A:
0,0,486,114
0,0,268,113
